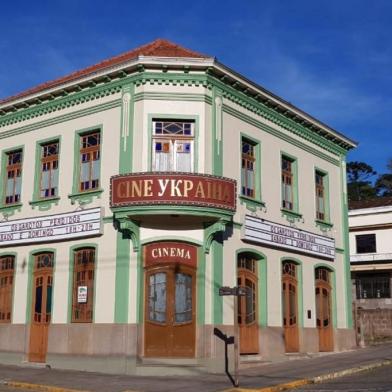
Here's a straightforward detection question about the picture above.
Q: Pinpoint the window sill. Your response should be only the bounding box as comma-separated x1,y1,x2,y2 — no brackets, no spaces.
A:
29,197,60,211
239,195,265,212
0,203,22,217
315,219,334,230
68,189,103,205
281,208,303,223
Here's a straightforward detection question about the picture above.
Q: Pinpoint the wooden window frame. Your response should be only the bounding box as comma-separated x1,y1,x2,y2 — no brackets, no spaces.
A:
152,120,194,172
241,139,256,198
40,141,59,199
0,255,15,323
4,150,23,205
79,131,101,192
281,156,294,210
315,171,326,221
72,248,95,323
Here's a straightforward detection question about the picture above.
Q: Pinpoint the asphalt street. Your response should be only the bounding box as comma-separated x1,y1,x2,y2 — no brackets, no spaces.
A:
289,364,392,392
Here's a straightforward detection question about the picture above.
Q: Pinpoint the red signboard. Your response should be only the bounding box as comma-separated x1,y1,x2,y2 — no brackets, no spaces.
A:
110,172,236,211
144,242,197,268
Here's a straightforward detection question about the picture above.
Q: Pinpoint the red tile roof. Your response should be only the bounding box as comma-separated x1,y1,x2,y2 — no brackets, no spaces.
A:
349,197,392,210
0,39,209,105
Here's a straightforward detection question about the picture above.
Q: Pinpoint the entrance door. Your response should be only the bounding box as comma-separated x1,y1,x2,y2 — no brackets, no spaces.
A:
282,261,299,352
145,264,195,357
29,253,53,363
315,268,333,351
237,255,259,354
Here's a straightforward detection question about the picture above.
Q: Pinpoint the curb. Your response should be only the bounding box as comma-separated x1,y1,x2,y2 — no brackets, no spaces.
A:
223,359,392,392
2,380,87,392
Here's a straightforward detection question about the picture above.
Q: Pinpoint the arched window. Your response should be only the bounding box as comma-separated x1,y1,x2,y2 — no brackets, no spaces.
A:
72,248,95,323
0,255,15,323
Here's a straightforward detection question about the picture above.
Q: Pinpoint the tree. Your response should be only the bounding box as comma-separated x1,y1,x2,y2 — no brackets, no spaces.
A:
346,161,377,202
375,158,392,197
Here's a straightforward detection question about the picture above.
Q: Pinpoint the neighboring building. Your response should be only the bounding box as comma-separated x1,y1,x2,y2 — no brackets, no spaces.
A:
349,197,392,309
0,39,356,375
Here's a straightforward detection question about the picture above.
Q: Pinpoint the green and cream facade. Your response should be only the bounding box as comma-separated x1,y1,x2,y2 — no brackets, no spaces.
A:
0,50,356,374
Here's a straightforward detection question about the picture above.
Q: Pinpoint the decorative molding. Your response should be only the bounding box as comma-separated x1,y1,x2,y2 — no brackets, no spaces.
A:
29,197,60,211
204,219,229,254
114,216,140,252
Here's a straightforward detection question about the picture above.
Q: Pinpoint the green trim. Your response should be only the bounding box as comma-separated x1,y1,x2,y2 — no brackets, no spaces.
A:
281,257,304,328
339,156,353,328
141,237,203,247
204,219,230,254
315,219,334,230
119,83,135,174
211,236,223,324
26,248,57,324
136,248,143,324
0,145,25,215
281,208,303,223
70,124,103,205
197,246,206,325
114,215,140,253
114,231,130,323
103,216,113,223
67,243,98,323
222,105,341,166
314,263,337,329
30,135,62,210
0,252,17,323
212,87,223,176
134,92,211,104
314,166,331,225
147,114,199,172
335,247,345,254
236,249,268,327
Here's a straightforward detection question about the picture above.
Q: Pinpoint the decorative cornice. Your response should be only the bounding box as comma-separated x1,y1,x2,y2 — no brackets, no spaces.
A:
204,219,229,254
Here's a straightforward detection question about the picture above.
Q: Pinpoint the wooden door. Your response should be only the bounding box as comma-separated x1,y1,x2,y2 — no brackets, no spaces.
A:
145,264,195,357
238,255,259,354
315,268,333,351
29,253,53,363
282,261,299,352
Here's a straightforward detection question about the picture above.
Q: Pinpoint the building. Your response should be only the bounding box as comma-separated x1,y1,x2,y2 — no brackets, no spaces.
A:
349,198,392,309
0,39,356,375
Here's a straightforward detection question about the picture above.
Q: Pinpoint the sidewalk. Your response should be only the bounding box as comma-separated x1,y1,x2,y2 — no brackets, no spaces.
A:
0,343,391,392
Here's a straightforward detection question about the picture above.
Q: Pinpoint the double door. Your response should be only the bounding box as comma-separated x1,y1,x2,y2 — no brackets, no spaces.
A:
144,264,195,357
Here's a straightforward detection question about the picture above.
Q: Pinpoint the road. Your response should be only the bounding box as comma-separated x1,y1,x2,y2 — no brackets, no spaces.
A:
290,364,392,392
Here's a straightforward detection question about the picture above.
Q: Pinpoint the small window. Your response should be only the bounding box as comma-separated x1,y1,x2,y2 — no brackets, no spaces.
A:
40,141,59,198
281,156,294,210
72,248,95,322
4,150,22,205
79,131,101,192
241,139,256,198
356,234,376,254
315,171,326,221
152,120,194,172
355,274,390,299
0,255,15,323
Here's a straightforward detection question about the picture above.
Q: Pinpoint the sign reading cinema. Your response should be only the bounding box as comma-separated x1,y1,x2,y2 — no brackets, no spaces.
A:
111,172,236,211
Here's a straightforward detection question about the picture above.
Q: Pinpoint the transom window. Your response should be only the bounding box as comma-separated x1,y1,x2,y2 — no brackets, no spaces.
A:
281,156,294,210
72,248,95,323
40,141,59,198
0,255,15,323
241,140,256,198
79,131,101,191
5,150,22,205
282,261,296,277
315,267,330,283
152,120,194,172
315,171,326,221
356,234,376,254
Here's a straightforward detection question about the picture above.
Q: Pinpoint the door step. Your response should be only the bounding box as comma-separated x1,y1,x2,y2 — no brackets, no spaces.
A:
136,358,204,376
20,361,51,369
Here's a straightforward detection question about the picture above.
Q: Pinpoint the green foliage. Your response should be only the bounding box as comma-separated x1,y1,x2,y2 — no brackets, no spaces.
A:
346,161,377,202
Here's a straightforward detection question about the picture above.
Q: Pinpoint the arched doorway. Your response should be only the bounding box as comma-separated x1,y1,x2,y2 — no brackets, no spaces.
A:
144,242,197,357
237,253,258,354
315,267,334,351
282,260,299,352
29,252,54,362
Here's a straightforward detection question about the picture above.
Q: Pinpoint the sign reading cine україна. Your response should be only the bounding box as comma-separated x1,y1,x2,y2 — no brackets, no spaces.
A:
0,207,102,246
242,215,335,259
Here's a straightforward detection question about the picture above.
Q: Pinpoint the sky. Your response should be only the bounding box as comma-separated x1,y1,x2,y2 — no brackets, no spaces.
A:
1,0,391,177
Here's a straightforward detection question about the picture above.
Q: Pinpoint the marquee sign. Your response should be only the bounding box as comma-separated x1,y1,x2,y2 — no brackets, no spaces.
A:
242,215,335,259
0,207,102,246
144,241,197,268
111,172,236,212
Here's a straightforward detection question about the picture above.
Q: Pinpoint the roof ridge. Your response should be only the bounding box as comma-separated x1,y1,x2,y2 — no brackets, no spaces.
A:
0,39,208,105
